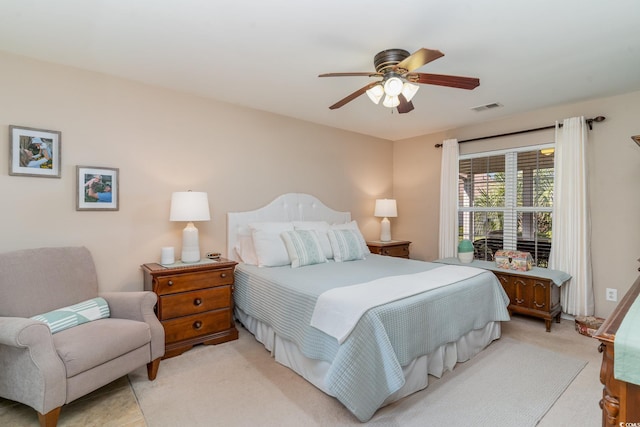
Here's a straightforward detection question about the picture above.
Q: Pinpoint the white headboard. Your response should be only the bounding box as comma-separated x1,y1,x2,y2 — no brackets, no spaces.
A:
226,193,351,262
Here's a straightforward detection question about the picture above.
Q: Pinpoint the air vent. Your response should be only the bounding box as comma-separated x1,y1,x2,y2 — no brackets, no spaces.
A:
471,102,503,112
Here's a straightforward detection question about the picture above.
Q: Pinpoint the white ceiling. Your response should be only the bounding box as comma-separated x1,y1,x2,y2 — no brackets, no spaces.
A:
1,0,639,141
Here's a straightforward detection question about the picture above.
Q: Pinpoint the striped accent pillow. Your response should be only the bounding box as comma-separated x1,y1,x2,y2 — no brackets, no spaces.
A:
281,229,327,268
31,297,110,334
328,229,366,262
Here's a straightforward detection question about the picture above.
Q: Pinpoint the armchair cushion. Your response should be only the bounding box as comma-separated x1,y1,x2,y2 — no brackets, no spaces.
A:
53,318,151,377
30,297,110,334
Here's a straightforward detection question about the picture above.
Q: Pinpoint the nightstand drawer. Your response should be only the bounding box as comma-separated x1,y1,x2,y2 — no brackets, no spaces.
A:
162,310,231,343
379,246,409,257
155,267,234,295
159,286,231,320
367,240,411,259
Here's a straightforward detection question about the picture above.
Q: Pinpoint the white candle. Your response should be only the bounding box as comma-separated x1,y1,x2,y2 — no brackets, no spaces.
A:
161,246,175,264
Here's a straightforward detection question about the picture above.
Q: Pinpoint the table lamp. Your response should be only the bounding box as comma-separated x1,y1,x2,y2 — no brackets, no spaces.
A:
374,199,397,242
170,191,211,263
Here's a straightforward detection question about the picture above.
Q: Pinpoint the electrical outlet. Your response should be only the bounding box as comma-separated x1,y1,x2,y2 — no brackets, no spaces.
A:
606,288,618,302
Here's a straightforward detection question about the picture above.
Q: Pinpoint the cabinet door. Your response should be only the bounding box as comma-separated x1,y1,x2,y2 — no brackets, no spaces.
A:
495,273,514,303
512,276,533,308
531,278,551,311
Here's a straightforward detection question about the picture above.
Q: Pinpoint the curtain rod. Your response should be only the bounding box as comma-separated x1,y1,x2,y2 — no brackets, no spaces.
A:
434,116,606,148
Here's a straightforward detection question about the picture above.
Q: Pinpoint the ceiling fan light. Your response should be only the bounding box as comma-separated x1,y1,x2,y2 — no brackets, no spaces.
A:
383,77,403,96
366,84,384,104
382,95,400,108
401,82,419,102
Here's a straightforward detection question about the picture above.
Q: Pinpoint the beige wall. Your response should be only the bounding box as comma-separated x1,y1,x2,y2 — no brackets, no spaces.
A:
4,50,639,318
394,90,640,318
0,52,393,292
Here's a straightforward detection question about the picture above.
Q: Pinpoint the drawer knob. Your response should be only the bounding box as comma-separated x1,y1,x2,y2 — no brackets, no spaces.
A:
220,273,227,278
516,298,525,304
193,321,202,330
168,280,174,286
194,298,202,306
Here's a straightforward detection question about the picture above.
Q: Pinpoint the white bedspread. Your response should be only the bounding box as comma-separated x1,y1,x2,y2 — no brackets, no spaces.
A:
310,265,485,343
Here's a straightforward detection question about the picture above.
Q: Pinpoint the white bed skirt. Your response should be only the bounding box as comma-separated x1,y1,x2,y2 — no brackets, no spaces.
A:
235,308,501,407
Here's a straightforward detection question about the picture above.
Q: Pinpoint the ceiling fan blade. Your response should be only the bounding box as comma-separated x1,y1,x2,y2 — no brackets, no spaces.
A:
328,81,380,110
397,94,414,114
395,48,444,73
410,73,480,90
319,72,381,78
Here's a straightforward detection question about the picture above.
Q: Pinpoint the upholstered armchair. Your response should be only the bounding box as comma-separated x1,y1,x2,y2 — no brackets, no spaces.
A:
0,247,164,427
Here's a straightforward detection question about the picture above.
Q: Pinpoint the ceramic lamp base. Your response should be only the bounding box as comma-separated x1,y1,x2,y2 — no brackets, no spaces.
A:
379,217,391,242
458,252,474,263
181,222,201,263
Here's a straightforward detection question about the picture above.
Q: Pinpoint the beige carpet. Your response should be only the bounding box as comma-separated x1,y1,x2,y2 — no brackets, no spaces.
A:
129,324,586,427
0,316,601,426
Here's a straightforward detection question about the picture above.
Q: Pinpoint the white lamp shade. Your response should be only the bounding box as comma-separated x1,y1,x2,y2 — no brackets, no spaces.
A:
401,82,419,102
382,95,400,108
374,199,398,218
383,77,403,96
170,191,211,222
366,84,385,104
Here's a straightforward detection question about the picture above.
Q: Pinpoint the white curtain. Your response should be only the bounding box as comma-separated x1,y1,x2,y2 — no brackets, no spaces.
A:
549,116,594,316
438,139,459,259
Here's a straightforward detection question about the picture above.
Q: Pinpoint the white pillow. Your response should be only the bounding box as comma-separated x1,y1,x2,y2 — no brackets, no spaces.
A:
281,230,327,268
249,222,294,267
328,229,366,262
331,220,370,254
234,230,258,265
293,221,333,259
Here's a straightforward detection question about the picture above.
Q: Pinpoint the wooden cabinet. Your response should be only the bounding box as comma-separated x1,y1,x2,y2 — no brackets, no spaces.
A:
594,275,640,427
142,259,238,359
493,271,562,332
367,240,411,258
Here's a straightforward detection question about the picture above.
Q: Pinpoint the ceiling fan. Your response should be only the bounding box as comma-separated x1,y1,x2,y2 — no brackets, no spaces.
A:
319,48,480,114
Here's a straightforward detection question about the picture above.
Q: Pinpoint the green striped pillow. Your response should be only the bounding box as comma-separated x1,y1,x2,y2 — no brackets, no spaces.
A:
31,297,110,334
328,229,366,262
281,229,327,268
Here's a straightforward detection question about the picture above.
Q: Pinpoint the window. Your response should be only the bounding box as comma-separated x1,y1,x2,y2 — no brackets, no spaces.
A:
458,146,554,267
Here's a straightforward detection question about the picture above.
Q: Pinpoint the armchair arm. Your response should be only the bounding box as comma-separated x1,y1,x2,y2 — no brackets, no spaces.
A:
0,317,66,414
100,291,156,322
100,291,165,360
0,316,46,347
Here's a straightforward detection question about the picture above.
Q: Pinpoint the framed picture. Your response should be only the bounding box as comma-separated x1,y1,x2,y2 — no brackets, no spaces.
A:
76,166,119,211
9,125,61,178
632,135,640,147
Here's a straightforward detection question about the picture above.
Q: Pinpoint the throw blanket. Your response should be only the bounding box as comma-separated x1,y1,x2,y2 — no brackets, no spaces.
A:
311,265,485,343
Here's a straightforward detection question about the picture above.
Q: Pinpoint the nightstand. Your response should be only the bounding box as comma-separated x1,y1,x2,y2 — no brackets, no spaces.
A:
141,258,238,359
367,240,411,258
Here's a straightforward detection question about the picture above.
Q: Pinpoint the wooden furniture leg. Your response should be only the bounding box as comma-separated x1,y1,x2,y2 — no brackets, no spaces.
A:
147,358,160,380
38,407,61,427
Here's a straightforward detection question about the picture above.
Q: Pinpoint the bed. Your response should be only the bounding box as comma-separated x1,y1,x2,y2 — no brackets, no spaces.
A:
227,193,510,422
